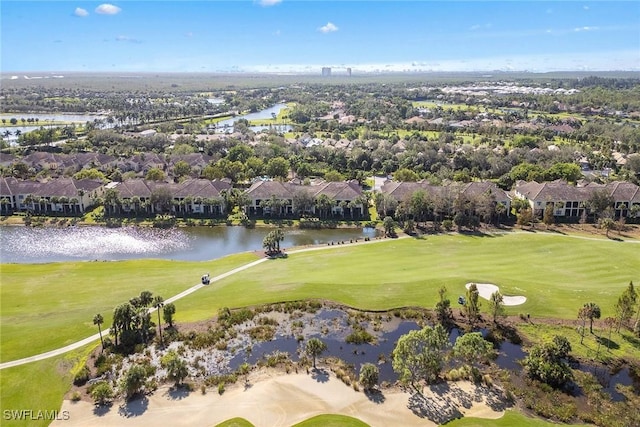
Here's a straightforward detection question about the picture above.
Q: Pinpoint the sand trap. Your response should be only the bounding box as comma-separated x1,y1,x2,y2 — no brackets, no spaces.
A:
465,283,527,306
52,370,507,427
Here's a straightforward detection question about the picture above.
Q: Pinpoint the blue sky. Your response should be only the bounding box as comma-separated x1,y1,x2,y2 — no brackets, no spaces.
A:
1,1,639,73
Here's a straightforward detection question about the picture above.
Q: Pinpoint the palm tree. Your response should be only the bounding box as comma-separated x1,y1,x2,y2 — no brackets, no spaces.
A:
582,302,601,333
139,290,153,307
103,188,121,216
93,314,105,350
305,338,327,370
153,296,165,347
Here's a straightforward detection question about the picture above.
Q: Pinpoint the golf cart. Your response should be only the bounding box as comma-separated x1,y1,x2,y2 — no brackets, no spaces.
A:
201,273,210,285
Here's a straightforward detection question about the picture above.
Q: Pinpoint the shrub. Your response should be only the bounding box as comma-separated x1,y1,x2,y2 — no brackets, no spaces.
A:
359,363,379,390
90,381,114,405
218,383,225,395
73,365,90,386
70,391,81,402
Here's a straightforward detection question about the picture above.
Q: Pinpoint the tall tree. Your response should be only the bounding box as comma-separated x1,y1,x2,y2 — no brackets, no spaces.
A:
524,337,573,388
392,324,449,388
145,167,166,181
359,363,379,391
453,332,494,371
587,189,614,221
139,290,153,307
435,286,453,326
305,337,327,369
464,284,481,327
93,313,105,350
543,203,555,228
383,216,396,237
488,291,506,324
614,281,637,332
153,296,165,347
112,302,136,349
578,305,589,344
582,302,601,334
163,303,176,328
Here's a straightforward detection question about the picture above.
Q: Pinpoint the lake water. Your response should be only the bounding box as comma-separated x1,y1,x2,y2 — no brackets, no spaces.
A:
214,103,292,133
1,113,107,144
0,113,107,123
0,225,379,264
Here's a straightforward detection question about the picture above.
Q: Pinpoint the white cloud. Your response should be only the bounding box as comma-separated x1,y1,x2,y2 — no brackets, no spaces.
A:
185,32,194,38
319,22,338,33
95,4,121,15
574,26,598,32
273,29,281,36
258,0,282,6
584,5,590,10
74,7,89,17
115,35,141,43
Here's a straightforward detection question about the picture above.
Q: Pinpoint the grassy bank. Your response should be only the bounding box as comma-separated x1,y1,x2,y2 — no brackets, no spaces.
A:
3,233,638,362
0,346,92,427
0,253,258,361
176,233,639,321
1,231,638,427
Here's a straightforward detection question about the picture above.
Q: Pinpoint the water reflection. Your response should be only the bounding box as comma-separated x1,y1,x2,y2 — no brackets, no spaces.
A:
0,225,379,263
228,317,421,383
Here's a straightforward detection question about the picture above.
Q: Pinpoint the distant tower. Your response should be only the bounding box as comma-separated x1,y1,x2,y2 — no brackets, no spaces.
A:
346,67,352,77
322,67,332,77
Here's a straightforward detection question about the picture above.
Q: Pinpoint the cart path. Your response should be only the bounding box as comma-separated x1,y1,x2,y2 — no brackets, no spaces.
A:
0,237,396,370
2,230,637,370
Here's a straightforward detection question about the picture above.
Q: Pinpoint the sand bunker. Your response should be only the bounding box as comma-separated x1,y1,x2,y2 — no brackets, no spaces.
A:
53,370,507,427
465,283,527,306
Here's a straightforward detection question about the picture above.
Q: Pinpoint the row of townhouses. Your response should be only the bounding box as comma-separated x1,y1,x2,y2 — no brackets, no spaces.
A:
379,181,512,217
514,180,640,219
0,177,367,218
2,176,639,221
0,152,212,177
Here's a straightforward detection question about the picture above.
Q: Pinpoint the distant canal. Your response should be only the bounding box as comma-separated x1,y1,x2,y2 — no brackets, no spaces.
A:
0,225,379,264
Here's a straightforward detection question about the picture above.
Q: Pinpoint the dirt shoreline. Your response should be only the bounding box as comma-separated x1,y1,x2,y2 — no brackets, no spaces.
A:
53,369,507,427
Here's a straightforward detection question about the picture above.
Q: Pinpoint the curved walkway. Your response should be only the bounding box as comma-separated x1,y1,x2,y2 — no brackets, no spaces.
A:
0,236,395,370
2,230,637,370
0,257,270,370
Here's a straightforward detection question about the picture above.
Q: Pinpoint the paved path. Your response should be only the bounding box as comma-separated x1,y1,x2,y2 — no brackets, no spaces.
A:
2,230,636,370
0,257,271,370
0,237,394,370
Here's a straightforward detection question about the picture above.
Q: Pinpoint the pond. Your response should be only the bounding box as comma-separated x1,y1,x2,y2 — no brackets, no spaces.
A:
1,113,108,144
0,113,107,123
0,225,379,264
213,103,292,134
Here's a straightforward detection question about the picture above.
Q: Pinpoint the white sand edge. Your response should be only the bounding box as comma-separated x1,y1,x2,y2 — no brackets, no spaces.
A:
465,283,527,306
52,370,506,427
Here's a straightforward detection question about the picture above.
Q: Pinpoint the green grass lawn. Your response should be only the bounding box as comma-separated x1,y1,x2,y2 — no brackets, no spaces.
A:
215,418,255,427
1,231,637,427
0,346,92,427
444,410,587,427
175,233,639,322
214,415,369,427
292,414,370,427
3,232,639,363
0,253,258,361
518,322,640,363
